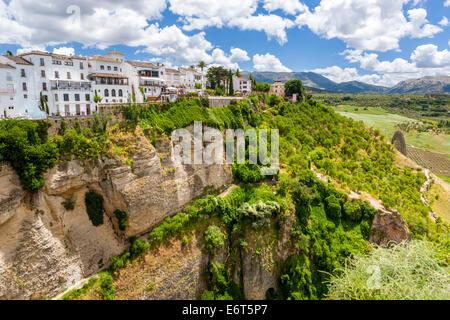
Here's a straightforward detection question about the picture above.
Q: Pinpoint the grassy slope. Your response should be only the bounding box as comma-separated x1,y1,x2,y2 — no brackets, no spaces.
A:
335,106,450,155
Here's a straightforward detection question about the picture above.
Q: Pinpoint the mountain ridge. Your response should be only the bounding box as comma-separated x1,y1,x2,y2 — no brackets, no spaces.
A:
241,71,450,94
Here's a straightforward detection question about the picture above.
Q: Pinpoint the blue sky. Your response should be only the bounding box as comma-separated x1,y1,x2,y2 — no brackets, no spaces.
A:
1,0,449,86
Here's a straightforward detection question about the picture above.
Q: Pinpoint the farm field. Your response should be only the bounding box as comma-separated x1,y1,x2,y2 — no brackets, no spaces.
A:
335,106,450,155
406,147,450,177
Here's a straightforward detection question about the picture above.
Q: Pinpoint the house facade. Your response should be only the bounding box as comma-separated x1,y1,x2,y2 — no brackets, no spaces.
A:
124,60,166,102
269,80,285,97
232,76,252,95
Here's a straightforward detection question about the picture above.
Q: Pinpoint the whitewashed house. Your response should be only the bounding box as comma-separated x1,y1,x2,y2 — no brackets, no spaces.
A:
88,51,131,106
232,76,252,96
18,51,92,117
124,60,167,102
0,54,45,119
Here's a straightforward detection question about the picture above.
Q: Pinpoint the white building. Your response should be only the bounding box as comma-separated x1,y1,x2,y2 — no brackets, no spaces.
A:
17,51,93,117
88,51,132,106
232,76,252,96
124,60,167,102
179,67,205,92
0,54,46,119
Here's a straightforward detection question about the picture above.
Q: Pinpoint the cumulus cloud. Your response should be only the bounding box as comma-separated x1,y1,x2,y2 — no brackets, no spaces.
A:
310,66,381,84
295,0,442,52
445,0,450,7
410,44,450,68
439,17,449,27
52,47,75,56
168,0,294,45
262,0,308,15
253,53,292,72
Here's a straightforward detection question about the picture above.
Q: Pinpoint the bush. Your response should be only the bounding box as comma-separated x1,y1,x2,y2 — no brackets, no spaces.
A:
85,191,104,226
99,273,116,300
114,209,128,230
325,195,341,221
327,241,450,300
62,198,76,211
129,237,150,258
238,200,281,229
0,120,58,192
204,226,226,255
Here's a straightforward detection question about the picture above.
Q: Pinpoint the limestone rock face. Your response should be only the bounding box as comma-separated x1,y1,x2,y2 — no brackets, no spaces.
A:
0,130,232,299
369,210,411,247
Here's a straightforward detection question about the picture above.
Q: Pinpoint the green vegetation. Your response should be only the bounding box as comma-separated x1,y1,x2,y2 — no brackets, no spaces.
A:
327,240,450,300
62,277,99,300
204,226,226,255
313,93,450,120
0,120,58,192
61,198,75,211
285,79,306,98
85,191,104,227
114,210,128,231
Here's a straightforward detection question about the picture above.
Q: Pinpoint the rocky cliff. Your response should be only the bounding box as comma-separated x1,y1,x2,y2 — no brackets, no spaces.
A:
0,130,232,300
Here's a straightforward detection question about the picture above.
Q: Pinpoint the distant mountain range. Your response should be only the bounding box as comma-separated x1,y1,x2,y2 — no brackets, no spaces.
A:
241,71,450,94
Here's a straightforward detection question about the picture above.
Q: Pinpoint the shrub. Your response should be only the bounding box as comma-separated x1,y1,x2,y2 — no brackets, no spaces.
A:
238,200,281,229
327,241,450,300
99,273,116,300
129,237,150,258
204,226,226,255
325,195,341,221
114,209,128,230
62,198,76,211
85,191,104,226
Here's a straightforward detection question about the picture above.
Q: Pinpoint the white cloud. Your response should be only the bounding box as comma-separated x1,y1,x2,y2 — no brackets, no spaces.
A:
253,53,292,72
439,17,449,27
168,0,294,45
228,14,295,45
295,0,442,52
410,44,450,68
262,0,308,15
310,66,381,84
445,0,450,7
52,47,75,56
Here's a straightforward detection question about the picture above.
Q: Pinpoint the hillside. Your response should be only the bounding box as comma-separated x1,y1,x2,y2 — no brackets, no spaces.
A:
388,76,450,94
242,71,388,93
243,72,450,94
0,96,447,301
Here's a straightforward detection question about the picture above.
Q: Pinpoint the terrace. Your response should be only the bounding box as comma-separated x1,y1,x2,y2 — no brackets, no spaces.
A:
50,80,92,91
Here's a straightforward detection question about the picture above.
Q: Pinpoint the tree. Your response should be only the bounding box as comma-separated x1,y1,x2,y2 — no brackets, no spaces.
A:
228,70,234,96
207,66,229,90
285,79,305,100
6,50,12,56
235,69,241,77
198,61,207,72
204,226,226,255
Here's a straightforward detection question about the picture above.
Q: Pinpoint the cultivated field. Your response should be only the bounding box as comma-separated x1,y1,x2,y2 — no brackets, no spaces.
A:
406,147,450,177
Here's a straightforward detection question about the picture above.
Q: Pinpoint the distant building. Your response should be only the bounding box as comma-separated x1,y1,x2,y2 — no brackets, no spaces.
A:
269,80,285,97
232,76,251,95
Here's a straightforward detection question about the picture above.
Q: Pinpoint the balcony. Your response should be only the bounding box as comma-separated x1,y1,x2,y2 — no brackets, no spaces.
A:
50,80,92,91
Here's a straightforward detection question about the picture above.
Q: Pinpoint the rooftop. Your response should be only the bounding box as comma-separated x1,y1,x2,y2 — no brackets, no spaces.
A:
89,55,121,64
0,62,15,69
126,60,162,69
3,55,33,66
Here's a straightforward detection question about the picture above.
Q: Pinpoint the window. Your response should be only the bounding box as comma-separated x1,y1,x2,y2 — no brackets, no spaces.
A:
80,73,84,80
40,58,45,66
52,60,62,65
43,83,47,91
104,89,109,97
6,72,12,81
43,95,48,102
86,104,91,115
55,71,60,79
67,72,71,79
74,94,80,101
114,67,118,71
107,66,111,71
80,62,84,70
41,70,46,78
65,61,73,66
111,89,116,97
55,94,59,102
21,69,26,77
100,65,105,70
63,94,69,102
118,89,123,97
24,94,28,99
22,83,27,91
85,94,90,101
76,104,81,116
